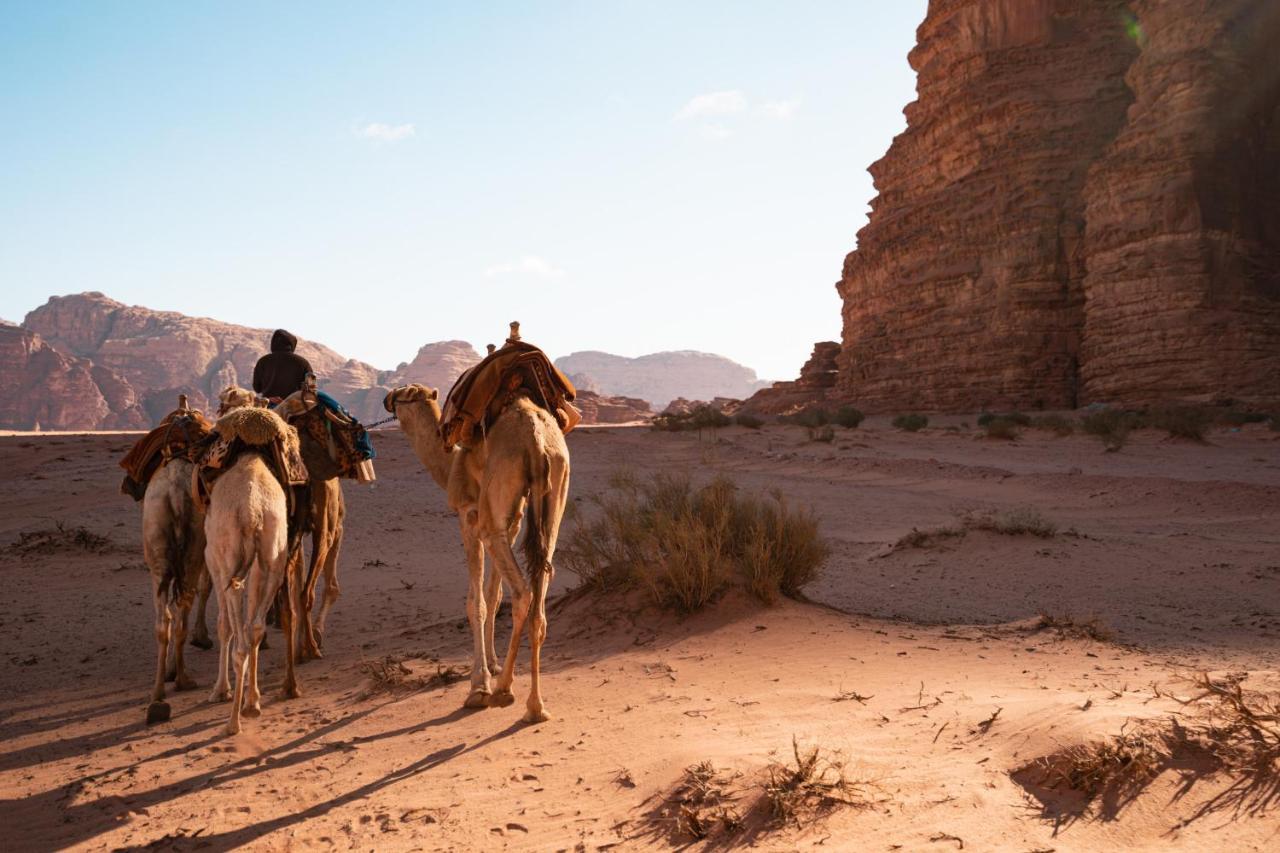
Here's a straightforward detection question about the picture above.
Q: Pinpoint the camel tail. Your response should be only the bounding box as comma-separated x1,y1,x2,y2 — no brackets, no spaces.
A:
522,455,553,581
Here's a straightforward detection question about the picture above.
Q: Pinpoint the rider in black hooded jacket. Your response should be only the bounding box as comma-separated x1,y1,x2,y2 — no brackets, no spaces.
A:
252,329,313,401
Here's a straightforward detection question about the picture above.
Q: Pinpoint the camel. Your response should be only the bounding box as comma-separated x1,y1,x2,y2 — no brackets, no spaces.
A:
204,392,304,735
384,381,569,723
141,452,207,725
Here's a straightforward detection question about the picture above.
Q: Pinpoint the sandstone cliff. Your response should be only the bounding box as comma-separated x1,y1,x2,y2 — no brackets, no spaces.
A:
739,342,840,415
554,350,769,411
834,0,1280,411
573,390,653,424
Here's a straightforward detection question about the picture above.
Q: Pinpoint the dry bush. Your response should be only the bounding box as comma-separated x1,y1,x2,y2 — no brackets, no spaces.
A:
1174,672,1280,775
4,521,111,555
983,417,1021,440
833,406,865,428
759,737,877,828
1148,406,1214,442
892,413,929,432
734,413,764,429
894,507,1057,550
652,405,731,433
1219,411,1269,427
358,656,467,699
1030,413,1076,435
1026,725,1166,803
1081,409,1139,451
807,425,835,443
561,472,828,611
1035,611,1114,642
666,761,743,840
894,525,965,550
978,412,1031,427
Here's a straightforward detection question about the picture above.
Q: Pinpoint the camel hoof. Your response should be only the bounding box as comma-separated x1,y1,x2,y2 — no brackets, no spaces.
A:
241,704,261,719
224,722,240,737
282,685,301,700
145,701,171,725
522,707,550,724
488,690,515,708
174,675,198,692
208,689,231,704
190,635,213,651
463,690,492,709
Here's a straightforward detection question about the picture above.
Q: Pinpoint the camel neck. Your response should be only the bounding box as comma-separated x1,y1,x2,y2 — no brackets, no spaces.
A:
398,403,451,490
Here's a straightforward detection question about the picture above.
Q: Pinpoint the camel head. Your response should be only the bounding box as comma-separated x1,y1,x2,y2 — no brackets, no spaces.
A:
218,385,269,415
383,384,438,414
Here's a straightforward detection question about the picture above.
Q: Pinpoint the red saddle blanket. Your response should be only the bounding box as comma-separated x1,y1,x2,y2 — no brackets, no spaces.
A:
119,407,214,501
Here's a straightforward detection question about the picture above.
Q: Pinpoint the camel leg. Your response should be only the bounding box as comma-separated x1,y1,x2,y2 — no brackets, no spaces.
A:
190,569,213,650
280,563,302,699
296,543,322,662
313,483,344,648
147,579,173,724
483,568,502,677
226,588,248,736
524,566,552,723
487,534,532,708
171,594,198,691
461,517,492,708
208,595,232,704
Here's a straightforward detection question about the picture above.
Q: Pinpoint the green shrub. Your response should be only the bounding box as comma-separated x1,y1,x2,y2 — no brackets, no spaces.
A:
832,406,865,429
1081,409,1138,451
786,408,830,428
892,414,929,432
1030,414,1076,435
651,405,731,433
734,413,764,429
560,472,828,610
807,425,835,443
983,417,1020,440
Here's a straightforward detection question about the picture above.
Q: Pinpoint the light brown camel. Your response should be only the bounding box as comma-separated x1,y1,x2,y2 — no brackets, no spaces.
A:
141,452,206,724
205,393,304,735
384,382,569,723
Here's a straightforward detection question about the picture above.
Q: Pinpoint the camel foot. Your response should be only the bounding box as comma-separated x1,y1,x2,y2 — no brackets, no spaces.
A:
463,689,492,709
522,706,550,724
224,721,240,737
145,701,171,725
208,688,231,704
164,668,177,684
241,704,261,719
174,674,198,692
190,634,213,651
282,683,301,700
297,645,323,663
488,689,515,708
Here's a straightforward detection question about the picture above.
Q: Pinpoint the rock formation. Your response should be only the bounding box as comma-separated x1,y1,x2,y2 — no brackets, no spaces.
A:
384,341,482,392
739,342,840,415
573,390,652,424
833,0,1280,411
554,351,769,411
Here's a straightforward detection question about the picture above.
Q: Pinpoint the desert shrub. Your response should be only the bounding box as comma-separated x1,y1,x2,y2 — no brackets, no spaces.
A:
651,405,731,433
1147,406,1213,442
560,472,828,610
760,738,875,828
1030,414,1076,435
1220,411,1269,427
785,408,830,428
832,406,865,429
979,411,1030,427
4,522,111,554
807,425,835,443
983,417,1021,440
1081,409,1138,451
971,507,1058,538
892,413,929,432
1035,611,1114,642
734,413,764,429
691,405,731,430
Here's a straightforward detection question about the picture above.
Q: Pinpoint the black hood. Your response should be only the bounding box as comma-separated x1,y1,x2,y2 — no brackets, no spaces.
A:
270,329,297,353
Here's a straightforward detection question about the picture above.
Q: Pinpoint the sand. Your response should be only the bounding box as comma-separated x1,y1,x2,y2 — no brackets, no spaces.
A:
1,417,1277,850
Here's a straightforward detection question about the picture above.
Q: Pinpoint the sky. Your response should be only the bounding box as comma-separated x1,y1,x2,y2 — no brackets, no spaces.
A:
0,1,926,381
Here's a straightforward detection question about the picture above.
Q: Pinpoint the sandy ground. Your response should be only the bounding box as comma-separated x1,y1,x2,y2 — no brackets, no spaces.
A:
1,418,1278,851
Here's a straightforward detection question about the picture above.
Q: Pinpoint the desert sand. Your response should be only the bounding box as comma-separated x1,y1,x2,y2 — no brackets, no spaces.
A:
1,418,1278,851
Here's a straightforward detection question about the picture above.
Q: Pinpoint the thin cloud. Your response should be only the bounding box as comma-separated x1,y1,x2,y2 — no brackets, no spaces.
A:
698,123,733,141
483,255,565,279
758,99,800,120
675,90,748,121
356,122,416,142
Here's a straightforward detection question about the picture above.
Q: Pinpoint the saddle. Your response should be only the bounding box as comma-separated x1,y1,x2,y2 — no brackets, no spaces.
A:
440,323,580,450
192,407,310,512
119,396,213,501
275,384,376,482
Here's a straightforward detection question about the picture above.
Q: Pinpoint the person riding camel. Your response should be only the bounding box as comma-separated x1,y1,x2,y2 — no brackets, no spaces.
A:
253,329,313,404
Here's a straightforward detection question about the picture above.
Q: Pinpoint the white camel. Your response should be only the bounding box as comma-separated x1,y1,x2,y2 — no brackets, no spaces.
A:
384,382,569,723
204,394,303,735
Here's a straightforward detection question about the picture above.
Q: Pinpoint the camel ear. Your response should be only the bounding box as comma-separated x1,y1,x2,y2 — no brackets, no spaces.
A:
429,388,438,401
383,390,397,413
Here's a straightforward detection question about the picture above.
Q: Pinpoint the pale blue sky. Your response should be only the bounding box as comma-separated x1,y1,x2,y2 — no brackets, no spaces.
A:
0,1,926,380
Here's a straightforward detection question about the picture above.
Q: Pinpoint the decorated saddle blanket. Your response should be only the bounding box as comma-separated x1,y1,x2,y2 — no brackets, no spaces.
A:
192,407,310,514
119,406,214,501
274,388,376,482
440,340,580,450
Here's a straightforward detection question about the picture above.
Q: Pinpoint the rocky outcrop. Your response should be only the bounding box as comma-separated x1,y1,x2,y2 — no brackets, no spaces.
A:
834,0,1280,411
384,341,482,392
0,325,147,430
573,390,652,424
739,342,840,415
555,351,769,411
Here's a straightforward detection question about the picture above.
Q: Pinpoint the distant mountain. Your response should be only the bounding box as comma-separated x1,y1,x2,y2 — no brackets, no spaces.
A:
555,350,770,410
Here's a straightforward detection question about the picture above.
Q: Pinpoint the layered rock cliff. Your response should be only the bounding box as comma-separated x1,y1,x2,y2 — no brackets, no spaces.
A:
834,0,1280,411
739,342,840,415
555,351,769,411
